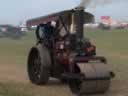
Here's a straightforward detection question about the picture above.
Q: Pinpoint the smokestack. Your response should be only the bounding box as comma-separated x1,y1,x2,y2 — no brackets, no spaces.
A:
72,7,85,40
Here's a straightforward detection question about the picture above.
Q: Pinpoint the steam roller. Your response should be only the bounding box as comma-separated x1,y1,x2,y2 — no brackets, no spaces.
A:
26,7,115,95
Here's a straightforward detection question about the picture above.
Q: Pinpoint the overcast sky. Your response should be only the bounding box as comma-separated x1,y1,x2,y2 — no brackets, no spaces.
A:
0,0,127,25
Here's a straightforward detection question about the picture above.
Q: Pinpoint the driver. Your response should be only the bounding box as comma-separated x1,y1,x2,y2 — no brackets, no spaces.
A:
43,21,56,48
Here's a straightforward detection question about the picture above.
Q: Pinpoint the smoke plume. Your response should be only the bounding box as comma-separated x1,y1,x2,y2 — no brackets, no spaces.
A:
78,0,115,8
79,0,91,8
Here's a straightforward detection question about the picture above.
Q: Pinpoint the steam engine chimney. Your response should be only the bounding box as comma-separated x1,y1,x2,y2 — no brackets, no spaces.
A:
72,7,85,40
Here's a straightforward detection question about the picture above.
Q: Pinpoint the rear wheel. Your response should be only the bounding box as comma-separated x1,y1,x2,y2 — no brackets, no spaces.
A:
27,46,50,85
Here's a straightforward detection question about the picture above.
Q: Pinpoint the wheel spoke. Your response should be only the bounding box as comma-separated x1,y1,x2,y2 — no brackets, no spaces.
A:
30,53,42,80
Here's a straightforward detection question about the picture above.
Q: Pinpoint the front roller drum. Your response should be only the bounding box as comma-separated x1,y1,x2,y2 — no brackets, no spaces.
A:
69,63,111,95
80,79,110,94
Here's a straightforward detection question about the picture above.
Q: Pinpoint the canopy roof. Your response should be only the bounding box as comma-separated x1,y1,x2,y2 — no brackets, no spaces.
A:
26,10,94,27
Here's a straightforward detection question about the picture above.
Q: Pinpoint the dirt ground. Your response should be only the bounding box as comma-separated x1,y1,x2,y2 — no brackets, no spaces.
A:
0,63,128,96
0,64,28,83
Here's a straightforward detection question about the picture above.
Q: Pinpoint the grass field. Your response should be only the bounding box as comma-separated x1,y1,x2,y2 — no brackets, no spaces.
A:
0,29,128,96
